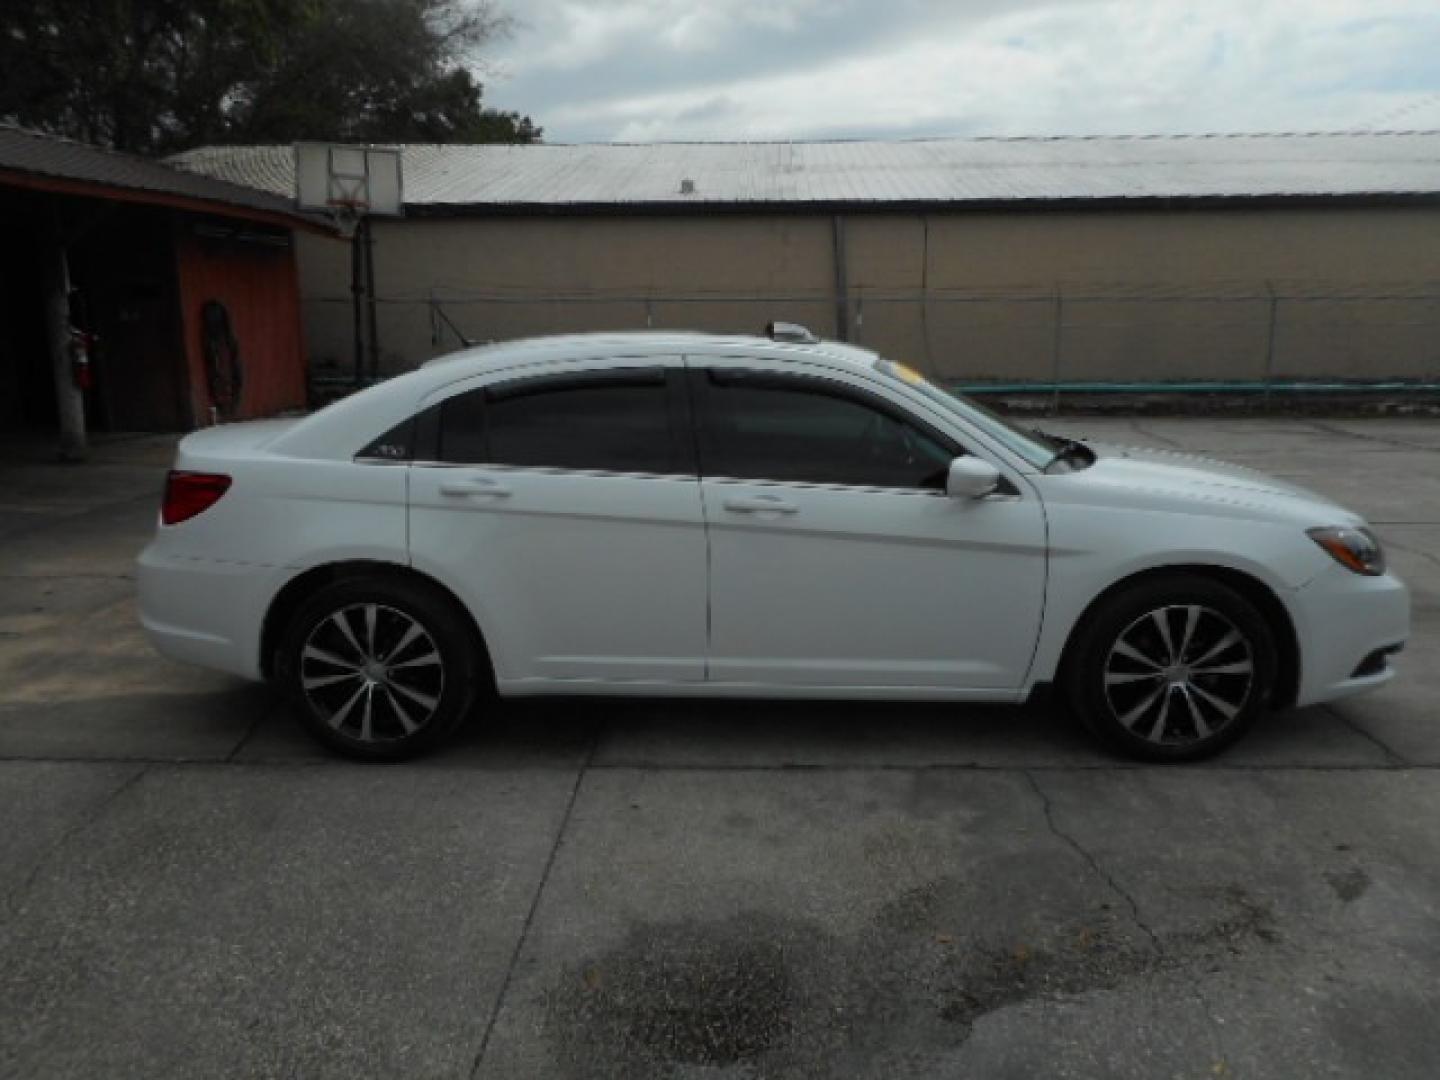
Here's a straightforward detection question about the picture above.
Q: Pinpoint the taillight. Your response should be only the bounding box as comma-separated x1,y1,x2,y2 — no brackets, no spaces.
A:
161,471,232,525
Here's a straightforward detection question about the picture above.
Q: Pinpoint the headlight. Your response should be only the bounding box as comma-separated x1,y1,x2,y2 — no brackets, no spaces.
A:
1307,526,1386,577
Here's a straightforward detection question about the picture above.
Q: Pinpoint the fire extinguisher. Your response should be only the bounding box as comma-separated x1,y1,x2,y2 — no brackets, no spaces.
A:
68,326,96,391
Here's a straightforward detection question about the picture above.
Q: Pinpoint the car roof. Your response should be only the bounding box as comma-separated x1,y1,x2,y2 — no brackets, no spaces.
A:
420,330,880,378
272,330,886,460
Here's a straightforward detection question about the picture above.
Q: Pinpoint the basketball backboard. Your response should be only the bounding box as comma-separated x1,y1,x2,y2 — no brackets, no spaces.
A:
295,143,403,217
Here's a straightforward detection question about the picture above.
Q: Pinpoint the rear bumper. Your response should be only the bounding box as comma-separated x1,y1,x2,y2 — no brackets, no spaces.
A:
136,545,276,681
1290,565,1410,707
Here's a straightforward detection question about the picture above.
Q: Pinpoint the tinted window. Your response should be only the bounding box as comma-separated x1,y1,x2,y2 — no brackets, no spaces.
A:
439,371,678,473
701,375,955,489
439,390,487,464
358,417,415,461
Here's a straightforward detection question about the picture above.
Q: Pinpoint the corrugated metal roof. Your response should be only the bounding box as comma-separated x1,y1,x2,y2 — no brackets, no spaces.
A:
168,132,1440,211
0,124,326,225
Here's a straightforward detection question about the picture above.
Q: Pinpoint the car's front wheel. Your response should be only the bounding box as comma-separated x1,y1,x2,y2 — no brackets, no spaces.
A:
276,575,483,761
1064,574,1278,761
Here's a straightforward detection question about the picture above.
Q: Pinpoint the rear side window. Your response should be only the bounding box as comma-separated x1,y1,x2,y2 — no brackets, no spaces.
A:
699,373,955,490
358,417,416,461
438,369,680,474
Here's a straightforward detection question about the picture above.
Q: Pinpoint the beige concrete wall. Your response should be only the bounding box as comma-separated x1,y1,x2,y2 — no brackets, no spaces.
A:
296,205,1440,384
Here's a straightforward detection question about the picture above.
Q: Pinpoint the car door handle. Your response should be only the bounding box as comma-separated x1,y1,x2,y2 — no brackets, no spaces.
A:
722,495,798,515
439,477,512,499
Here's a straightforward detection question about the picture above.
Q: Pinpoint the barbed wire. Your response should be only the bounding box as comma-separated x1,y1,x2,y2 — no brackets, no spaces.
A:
1349,92,1440,132
302,288,1440,306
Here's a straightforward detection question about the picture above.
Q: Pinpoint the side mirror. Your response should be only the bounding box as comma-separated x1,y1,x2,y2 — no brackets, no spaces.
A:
946,456,1001,499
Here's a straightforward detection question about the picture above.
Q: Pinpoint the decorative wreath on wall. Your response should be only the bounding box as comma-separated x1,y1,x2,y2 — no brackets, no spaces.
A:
202,299,243,419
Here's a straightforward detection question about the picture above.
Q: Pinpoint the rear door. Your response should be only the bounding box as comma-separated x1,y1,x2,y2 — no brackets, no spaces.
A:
408,358,708,687
692,360,1047,691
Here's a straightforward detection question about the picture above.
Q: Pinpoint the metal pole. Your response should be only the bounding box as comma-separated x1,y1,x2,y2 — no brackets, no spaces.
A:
1050,290,1064,417
832,215,849,342
1263,281,1278,408
42,214,86,461
364,218,380,378
918,214,934,374
350,217,365,387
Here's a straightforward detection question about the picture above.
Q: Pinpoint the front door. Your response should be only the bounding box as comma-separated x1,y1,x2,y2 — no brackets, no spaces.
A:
408,361,708,686
692,363,1047,690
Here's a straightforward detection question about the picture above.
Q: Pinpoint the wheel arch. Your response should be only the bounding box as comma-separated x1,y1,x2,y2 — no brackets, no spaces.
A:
260,560,493,684
1055,563,1301,709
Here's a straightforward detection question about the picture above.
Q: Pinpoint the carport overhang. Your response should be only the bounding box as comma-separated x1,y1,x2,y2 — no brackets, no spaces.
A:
1,162,328,458
0,165,334,235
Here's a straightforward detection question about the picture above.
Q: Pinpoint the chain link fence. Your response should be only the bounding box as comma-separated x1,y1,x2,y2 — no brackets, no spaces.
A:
304,284,1440,410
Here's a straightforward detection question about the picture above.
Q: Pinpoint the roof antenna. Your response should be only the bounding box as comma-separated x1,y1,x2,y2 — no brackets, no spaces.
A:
766,321,819,344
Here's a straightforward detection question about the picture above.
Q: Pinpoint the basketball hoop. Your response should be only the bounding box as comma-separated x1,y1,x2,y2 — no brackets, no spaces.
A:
294,143,403,223
294,144,404,388
325,199,367,239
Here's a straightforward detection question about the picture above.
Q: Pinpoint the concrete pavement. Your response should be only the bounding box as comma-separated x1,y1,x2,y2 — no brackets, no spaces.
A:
1,419,1438,1079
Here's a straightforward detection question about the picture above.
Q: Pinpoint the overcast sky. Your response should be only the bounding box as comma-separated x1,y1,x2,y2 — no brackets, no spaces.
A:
480,0,1440,143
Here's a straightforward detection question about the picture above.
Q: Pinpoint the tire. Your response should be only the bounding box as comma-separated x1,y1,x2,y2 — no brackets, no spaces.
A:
276,574,485,761
1062,573,1278,762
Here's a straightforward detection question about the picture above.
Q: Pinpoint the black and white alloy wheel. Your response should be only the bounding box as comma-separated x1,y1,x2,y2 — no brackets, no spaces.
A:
278,575,483,760
299,603,446,745
1066,573,1277,761
1103,604,1254,746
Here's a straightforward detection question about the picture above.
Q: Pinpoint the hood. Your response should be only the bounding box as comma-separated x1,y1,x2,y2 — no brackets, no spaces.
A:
1049,441,1359,525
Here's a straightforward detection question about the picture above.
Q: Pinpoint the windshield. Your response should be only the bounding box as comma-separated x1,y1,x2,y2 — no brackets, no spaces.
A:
872,358,1056,469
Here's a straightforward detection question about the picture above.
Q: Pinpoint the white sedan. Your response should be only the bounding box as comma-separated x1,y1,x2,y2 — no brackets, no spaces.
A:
137,325,1409,761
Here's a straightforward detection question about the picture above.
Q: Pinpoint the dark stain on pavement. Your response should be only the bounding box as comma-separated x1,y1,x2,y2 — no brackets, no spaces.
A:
1326,867,1372,903
546,914,816,1076
542,886,1282,1078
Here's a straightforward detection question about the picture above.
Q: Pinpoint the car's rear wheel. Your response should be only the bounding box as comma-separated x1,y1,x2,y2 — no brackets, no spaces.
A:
277,575,483,761
1064,574,1278,761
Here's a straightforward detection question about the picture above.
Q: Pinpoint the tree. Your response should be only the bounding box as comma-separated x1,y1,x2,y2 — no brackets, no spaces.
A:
0,0,540,154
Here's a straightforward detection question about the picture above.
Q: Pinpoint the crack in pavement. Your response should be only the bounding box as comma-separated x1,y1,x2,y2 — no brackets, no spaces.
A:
1023,769,1162,951
0,753,1436,772
1022,770,1244,1067
1126,420,1186,449
1383,536,1440,573
469,722,603,1080
1324,705,1409,767
1306,420,1440,454
1,762,150,923
0,572,137,581
225,699,285,763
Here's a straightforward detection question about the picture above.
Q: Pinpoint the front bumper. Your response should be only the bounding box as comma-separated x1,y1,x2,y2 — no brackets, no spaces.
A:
137,545,278,681
1290,564,1410,707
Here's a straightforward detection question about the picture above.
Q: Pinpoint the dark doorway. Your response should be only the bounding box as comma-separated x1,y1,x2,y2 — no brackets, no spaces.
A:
0,208,56,431
69,205,188,431
0,190,190,435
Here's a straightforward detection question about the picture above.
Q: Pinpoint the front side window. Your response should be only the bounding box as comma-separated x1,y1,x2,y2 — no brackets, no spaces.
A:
438,369,678,473
699,373,955,489
873,357,1055,469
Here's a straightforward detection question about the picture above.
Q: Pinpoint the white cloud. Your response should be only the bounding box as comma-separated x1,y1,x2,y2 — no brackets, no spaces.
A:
487,0,1440,141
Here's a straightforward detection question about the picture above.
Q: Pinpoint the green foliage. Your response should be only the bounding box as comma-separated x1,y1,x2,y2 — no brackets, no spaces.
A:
0,0,541,153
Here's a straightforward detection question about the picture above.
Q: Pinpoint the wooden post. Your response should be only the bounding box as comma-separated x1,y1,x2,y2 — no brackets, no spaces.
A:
41,225,86,461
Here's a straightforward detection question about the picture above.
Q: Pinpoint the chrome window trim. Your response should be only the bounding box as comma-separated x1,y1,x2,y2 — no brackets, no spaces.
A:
407,459,699,482
395,460,1018,499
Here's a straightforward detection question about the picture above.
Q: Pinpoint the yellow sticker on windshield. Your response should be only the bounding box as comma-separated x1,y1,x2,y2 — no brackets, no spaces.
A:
890,362,930,386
